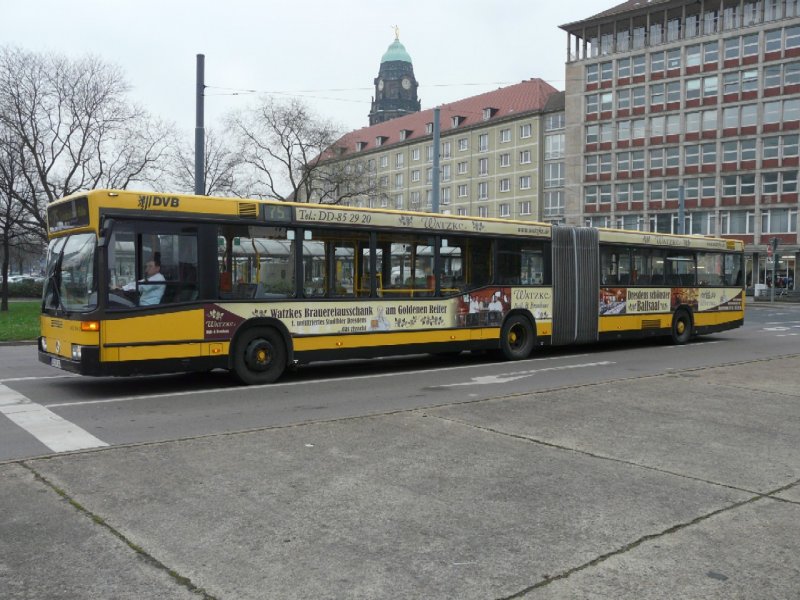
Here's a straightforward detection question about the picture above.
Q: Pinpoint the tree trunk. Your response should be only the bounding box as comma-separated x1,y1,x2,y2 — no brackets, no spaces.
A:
1,235,9,312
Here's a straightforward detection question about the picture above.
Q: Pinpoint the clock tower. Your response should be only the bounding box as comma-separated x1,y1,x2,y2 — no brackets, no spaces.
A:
368,30,421,126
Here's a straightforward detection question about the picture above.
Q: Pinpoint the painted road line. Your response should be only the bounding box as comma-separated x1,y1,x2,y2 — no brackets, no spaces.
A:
0,384,108,453
437,360,616,386
0,374,78,383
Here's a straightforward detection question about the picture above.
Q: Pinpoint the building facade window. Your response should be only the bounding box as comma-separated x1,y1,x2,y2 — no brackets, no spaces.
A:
545,163,565,188
544,191,564,217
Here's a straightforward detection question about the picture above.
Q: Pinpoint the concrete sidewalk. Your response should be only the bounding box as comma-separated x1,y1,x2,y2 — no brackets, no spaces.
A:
2,355,800,599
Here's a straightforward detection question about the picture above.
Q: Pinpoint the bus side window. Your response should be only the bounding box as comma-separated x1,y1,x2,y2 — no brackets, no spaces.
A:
496,239,546,286
630,247,652,285
216,225,297,299
725,253,743,286
375,233,434,298
698,252,721,286
599,246,618,286
665,252,695,286
301,230,370,298
464,237,492,290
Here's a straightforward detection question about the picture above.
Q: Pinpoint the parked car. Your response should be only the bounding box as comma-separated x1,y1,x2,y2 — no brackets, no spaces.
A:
6,274,43,284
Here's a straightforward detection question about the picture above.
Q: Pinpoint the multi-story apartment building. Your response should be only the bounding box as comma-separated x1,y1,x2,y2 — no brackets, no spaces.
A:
313,79,563,223
561,0,799,291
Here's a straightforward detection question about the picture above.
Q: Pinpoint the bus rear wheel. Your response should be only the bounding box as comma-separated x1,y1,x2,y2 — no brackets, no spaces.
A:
499,315,534,360
670,309,693,345
232,328,286,385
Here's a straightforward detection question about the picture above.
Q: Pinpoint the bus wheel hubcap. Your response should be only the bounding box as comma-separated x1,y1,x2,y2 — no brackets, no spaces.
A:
677,321,685,335
246,341,271,371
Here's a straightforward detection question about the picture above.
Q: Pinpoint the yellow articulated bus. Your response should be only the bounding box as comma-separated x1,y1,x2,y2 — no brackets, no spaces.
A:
39,189,745,384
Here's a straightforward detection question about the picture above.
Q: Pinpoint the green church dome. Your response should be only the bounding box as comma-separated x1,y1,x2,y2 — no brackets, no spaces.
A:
381,39,412,63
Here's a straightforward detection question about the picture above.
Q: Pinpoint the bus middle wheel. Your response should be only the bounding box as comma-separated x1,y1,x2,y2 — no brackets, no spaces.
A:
499,315,534,361
233,327,286,385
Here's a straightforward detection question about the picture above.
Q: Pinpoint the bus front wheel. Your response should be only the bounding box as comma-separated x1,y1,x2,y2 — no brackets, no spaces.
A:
232,328,286,385
499,315,535,360
670,309,693,345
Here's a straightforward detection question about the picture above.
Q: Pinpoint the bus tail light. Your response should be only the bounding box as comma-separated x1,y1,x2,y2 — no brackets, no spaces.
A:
81,321,100,332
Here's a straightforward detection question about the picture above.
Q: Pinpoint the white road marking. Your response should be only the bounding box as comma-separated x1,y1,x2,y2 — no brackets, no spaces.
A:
436,361,616,387
664,341,719,348
0,384,108,453
0,374,78,383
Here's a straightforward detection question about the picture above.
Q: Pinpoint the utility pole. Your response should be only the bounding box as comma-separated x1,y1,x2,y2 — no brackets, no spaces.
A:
770,237,779,303
194,54,205,196
431,107,440,213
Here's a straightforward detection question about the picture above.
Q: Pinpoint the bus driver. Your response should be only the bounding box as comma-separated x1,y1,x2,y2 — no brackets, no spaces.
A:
120,256,165,305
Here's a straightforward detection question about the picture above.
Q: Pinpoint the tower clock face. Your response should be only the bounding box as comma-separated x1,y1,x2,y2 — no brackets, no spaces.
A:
401,77,411,90
377,79,384,91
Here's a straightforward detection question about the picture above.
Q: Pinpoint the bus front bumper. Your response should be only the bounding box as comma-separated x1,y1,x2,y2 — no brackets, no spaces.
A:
38,341,102,376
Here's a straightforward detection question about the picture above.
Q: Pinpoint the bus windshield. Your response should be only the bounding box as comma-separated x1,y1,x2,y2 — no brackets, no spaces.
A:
43,232,98,312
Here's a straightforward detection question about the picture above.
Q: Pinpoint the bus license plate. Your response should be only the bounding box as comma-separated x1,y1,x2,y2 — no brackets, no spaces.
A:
50,357,62,369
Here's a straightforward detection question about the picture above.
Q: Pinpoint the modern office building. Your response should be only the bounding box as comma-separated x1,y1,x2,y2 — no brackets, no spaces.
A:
561,0,799,291
314,78,563,222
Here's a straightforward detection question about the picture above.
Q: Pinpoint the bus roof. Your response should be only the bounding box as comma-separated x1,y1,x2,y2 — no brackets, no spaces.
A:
49,189,744,252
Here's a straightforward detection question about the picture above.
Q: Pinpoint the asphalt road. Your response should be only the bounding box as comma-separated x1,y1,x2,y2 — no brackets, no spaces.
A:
1,302,799,598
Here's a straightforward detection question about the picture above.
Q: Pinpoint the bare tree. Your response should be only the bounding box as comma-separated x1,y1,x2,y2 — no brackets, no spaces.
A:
0,130,31,311
168,128,249,197
229,96,381,204
0,47,175,242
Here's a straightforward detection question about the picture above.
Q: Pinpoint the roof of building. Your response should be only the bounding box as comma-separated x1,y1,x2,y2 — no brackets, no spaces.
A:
325,78,559,159
560,0,673,30
543,90,566,113
381,39,413,63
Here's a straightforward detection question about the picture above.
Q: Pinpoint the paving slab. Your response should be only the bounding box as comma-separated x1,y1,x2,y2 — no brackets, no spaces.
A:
427,358,800,493
775,480,800,503
0,463,197,600
530,498,800,599
27,414,747,600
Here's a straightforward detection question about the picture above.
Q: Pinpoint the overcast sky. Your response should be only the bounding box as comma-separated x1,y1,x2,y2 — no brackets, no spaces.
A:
4,0,618,136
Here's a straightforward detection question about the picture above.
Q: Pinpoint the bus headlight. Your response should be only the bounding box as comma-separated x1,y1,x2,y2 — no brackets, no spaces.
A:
71,344,83,361
41,337,48,352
